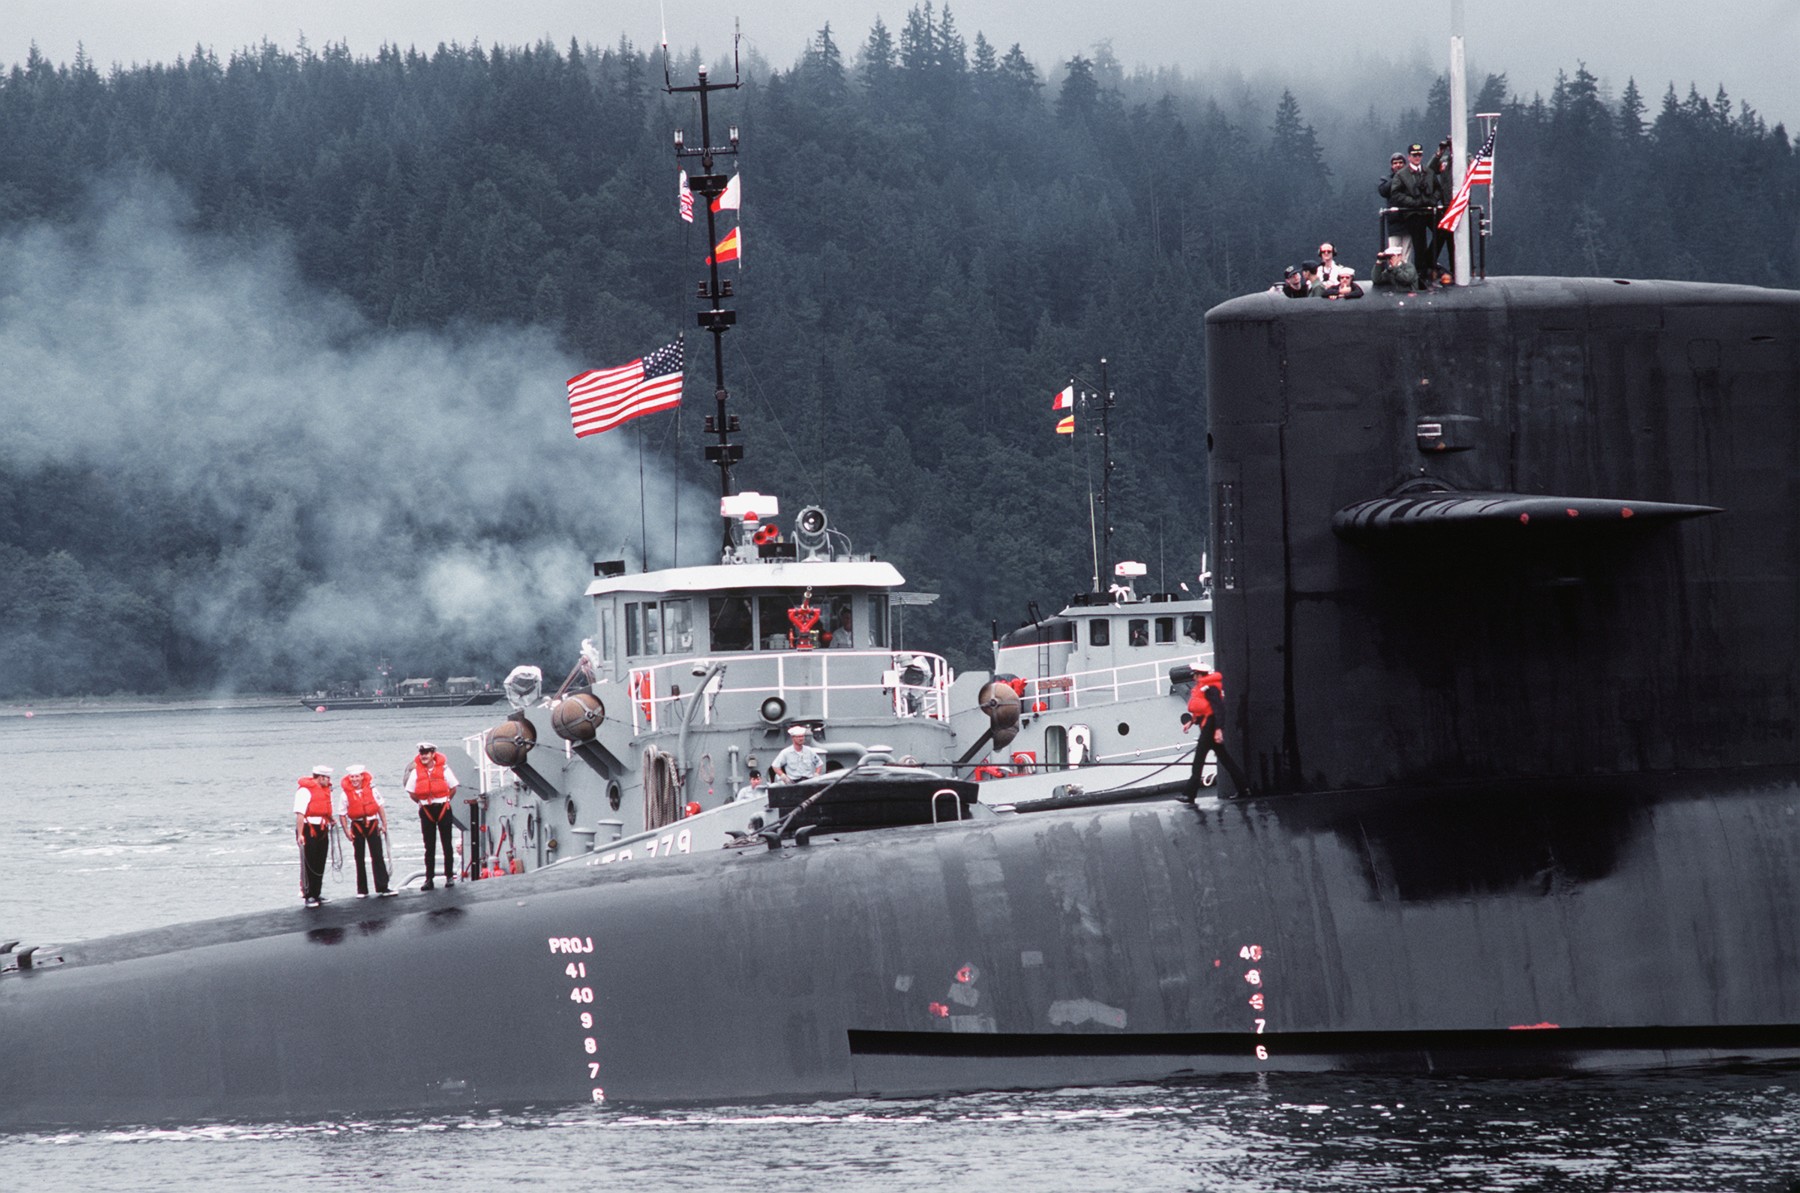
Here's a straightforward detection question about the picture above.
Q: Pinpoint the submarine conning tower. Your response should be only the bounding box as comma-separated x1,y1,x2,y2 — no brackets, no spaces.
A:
1205,277,1800,795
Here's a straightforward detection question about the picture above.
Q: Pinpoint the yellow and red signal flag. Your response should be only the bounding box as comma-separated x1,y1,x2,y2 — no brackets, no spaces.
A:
709,226,740,265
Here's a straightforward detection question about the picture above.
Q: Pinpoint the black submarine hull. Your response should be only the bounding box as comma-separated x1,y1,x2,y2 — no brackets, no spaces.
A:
6,768,1799,1128
7,276,1799,1127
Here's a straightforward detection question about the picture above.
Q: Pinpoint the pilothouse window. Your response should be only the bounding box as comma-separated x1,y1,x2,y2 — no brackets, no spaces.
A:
661,601,693,654
1089,619,1110,647
757,595,792,650
1155,617,1175,644
1182,614,1208,644
642,601,661,655
828,595,856,647
709,596,754,652
868,595,889,648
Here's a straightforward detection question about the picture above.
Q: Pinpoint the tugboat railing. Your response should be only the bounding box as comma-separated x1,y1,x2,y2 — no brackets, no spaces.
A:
1016,656,1201,714
624,650,953,734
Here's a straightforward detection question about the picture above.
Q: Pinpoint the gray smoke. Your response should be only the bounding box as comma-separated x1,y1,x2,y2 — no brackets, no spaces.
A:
0,175,715,691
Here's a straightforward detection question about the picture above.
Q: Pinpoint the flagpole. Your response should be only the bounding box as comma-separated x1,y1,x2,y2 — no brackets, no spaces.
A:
1481,111,1498,241
1072,379,1098,592
637,418,650,570
1097,357,1113,585
1088,493,1100,595
1449,0,1471,286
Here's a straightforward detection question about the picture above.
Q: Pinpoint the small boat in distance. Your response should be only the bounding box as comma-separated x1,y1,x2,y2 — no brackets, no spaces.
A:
302,663,504,711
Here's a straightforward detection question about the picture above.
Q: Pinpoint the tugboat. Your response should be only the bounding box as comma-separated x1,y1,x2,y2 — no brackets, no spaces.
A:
455,62,1215,878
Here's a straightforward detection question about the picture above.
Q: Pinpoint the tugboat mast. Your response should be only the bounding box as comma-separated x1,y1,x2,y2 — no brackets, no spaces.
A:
1068,358,1118,591
668,59,742,506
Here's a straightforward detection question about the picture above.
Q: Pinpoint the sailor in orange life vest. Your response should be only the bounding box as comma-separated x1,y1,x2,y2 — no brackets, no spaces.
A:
1179,669,1251,801
339,764,395,898
404,742,460,889
293,764,341,906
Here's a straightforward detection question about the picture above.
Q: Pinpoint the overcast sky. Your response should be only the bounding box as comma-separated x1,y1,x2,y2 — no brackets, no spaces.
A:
9,2,1799,128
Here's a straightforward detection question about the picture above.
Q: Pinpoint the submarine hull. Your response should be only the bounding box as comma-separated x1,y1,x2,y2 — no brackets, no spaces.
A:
5,770,1798,1128
9,276,1800,1126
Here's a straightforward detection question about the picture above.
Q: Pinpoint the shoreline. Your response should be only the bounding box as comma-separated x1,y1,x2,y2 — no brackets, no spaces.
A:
1,694,298,717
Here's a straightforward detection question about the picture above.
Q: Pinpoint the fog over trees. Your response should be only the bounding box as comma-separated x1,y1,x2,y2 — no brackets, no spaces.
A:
1,10,1795,696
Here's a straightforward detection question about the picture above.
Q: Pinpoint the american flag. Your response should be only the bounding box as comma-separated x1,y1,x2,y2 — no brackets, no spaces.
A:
1437,128,1496,232
567,340,685,438
678,171,694,223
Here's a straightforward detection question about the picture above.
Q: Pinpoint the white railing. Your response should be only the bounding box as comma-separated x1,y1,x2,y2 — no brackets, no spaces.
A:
462,730,511,797
623,650,952,734
1015,655,1208,714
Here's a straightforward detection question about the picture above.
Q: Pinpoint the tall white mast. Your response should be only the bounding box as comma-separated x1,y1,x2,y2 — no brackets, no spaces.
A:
1450,0,1471,285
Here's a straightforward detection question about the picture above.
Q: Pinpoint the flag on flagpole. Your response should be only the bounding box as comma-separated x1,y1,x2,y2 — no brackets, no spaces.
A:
567,341,685,438
678,171,694,223
708,226,740,265
1053,385,1074,411
1055,415,1075,435
1437,127,1496,232
711,172,740,213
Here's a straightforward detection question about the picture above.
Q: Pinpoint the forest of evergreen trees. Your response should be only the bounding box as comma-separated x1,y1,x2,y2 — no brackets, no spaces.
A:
1,9,1796,696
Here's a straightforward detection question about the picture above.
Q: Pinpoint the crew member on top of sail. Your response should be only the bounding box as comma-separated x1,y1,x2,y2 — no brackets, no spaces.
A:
405,743,460,890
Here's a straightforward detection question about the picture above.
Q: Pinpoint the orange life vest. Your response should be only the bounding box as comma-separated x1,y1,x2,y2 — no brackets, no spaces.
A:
410,752,451,801
298,775,334,819
341,772,381,819
1188,671,1224,721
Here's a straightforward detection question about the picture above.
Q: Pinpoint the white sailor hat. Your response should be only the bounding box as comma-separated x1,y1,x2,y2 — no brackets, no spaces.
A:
786,724,808,737
417,741,437,752
344,764,368,775
311,764,334,776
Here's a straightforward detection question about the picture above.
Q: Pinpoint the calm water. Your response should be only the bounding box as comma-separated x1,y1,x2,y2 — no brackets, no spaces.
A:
5,705,1800,1190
